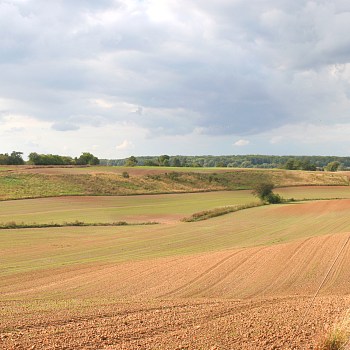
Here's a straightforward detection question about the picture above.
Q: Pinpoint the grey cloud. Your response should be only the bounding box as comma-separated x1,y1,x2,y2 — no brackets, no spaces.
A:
1,0,350,138
51,122,80,131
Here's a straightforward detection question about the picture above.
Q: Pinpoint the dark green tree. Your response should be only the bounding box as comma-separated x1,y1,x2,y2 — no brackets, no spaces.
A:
171,157,181,167
252,182,282,204
8,151,24,165
76,152,99,165
158,155,170,166
125,156,138,167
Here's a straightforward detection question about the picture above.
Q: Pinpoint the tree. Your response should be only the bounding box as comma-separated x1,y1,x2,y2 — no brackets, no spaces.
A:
158,155,170,166
325,161,340,172
76,152,99,165
28,152,40,165
252,182,282,204
252,182,274,200
0,154,9,165
171,157,181,167
144,160,158,166
8,151,24,165
125,156,138,167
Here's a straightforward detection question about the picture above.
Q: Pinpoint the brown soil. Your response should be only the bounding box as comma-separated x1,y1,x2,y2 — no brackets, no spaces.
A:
2,232,350,349
1,296,349,349
2,232,350,300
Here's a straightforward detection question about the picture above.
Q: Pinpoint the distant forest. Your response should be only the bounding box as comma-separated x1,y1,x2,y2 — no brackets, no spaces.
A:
1,152,349,170
100,155,350,170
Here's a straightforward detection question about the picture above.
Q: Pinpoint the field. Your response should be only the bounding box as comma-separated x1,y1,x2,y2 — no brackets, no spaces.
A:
2,167,350,349
0,166,348,200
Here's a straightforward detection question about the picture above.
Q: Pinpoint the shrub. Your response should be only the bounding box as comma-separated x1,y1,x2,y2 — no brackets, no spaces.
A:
252,182,283,204
265,193,283,204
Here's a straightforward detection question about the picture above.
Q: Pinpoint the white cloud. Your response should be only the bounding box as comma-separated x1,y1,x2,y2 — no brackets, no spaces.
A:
116,139,134,150
91,98,114,109
234,139,250,146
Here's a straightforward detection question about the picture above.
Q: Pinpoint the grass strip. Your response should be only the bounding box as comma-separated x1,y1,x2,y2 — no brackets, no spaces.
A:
0,220,159,229
183,196,349,223
181,202,265,222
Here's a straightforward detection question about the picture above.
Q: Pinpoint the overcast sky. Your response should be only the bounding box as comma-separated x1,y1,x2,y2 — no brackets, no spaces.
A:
2,0,350,158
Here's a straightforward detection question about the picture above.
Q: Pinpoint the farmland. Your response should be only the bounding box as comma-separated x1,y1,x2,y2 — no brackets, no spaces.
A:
1,167,350,349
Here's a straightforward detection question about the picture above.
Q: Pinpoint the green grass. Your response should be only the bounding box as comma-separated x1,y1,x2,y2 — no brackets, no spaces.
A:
0,191,258,224
2,198,350,277
1,187,350,225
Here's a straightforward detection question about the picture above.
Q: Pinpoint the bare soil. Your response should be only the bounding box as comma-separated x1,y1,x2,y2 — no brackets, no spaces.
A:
2,232,350,349
1,296,349,349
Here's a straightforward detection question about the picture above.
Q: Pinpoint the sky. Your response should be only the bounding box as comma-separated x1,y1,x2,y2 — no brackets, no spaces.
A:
2,0,350,159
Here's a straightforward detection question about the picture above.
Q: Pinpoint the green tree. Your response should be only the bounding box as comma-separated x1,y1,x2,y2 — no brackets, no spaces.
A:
8,151,24,165
0,153,10,165
171,157,181,167
76,152,99,165
158,155,170,166
325,161,340,172
125,156,138,167
144,160,158,166
252,182,282,204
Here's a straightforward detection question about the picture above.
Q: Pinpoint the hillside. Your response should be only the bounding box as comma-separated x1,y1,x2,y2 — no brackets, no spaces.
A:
0,165,348,200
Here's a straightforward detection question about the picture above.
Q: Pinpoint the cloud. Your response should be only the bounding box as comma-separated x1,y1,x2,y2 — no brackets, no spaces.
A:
234,139,250,147
2,0,350,156
51,122,80,131
116,139,134,150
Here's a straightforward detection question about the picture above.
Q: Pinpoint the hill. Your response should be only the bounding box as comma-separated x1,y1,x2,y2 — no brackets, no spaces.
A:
0,165,348,200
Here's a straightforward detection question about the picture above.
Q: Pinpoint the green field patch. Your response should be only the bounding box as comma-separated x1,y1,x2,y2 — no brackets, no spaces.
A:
0,191,258,224
2,199,350,278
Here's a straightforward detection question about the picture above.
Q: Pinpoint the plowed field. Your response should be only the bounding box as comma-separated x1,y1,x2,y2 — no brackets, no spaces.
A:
2,190,350,349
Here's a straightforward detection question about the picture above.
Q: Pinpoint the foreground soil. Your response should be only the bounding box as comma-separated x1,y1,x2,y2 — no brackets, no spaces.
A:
1,296,349,349
2,231,350,349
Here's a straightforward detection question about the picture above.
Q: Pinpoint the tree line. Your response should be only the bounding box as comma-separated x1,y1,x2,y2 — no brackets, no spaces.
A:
0,151,99,166
100,155,348,171
1,152,347,171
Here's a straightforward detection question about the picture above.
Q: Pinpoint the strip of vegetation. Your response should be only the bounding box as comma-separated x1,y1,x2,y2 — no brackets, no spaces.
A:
182,202,264,222
0,220,159,229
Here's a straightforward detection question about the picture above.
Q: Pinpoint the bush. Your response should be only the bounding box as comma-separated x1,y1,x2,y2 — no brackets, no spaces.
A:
252,182,283,204
265,193,282,204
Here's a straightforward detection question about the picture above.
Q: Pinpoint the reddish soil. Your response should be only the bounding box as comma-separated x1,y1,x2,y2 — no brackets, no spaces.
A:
272,198,350,215
1,296,349,349
2,232,350,300
2,232,350,349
